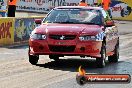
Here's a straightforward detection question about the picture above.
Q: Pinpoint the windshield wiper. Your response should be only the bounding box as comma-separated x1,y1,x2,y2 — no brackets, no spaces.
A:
81,22,101,25
54,21,76,24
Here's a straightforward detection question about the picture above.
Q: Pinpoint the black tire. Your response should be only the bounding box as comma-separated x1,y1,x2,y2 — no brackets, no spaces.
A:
29,55,39,65
49,55,59,61
28,46,39,65
96,42,106,68
108,39,119,63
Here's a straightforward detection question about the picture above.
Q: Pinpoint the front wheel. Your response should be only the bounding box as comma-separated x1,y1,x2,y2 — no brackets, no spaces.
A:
49,55,59,61
96,42,106,68
29,55,39,65
108,39,119,63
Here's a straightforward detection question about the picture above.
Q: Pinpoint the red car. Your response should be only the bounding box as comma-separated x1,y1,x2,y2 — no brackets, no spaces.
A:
29,6,119,68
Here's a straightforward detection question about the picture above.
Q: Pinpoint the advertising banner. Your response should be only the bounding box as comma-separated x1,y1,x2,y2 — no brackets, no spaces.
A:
16,0,50,13
14,17,43,43
98,0,132,20
15,18,36,42
16,0,132,20
16,0,97,13
112,0,132,20
0,18,14,45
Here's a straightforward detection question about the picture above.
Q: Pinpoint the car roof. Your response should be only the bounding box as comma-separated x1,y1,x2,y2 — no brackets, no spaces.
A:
54,6,103,10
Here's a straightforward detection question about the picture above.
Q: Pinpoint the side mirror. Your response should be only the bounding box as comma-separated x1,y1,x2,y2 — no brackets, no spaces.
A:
105,20,114,27
35,19,42,24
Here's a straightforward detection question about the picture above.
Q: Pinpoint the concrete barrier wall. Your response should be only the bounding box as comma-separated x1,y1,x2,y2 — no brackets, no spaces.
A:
0,17,44,46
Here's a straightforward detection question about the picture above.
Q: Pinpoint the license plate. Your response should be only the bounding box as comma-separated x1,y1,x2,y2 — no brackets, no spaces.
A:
57,42,65,45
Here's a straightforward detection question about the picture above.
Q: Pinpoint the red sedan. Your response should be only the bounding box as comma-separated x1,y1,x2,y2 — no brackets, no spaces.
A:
29,6,119,68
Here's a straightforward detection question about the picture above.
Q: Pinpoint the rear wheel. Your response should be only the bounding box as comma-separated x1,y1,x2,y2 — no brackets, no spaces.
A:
108,39,119,63
96,42,106,68
29,55,39,65
49,55,59,61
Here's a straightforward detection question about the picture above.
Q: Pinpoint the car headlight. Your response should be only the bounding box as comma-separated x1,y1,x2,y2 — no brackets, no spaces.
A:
30,33,46,40
79,32,105,41
79,36,96,41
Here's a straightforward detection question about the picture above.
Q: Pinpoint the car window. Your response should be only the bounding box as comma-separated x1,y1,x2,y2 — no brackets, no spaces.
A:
43,8,103,25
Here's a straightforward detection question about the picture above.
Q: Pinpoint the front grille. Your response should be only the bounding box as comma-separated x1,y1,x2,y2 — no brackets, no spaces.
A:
49,35,76,40
49,45,75,52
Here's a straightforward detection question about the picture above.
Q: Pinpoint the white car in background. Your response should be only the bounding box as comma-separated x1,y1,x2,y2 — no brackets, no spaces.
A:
110,1,131,17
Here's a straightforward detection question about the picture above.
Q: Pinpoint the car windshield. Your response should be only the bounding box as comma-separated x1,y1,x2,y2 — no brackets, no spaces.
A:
43,8,103,25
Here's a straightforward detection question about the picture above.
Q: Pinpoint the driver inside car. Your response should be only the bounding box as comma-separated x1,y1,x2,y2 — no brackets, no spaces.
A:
55,13,69,22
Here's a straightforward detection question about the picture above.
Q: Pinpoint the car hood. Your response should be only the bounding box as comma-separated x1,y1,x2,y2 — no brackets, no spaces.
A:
35,23,102,35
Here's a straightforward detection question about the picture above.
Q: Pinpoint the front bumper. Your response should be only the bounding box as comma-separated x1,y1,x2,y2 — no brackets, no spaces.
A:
29,39,102,58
